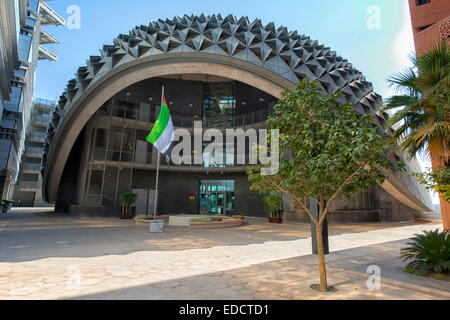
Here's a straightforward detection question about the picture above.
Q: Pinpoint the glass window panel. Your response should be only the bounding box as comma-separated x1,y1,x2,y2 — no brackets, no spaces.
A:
117,168,132,199
102,167,118,206
86,170,102,206
203,81,236,127
121,129,135,162
199,180,235,215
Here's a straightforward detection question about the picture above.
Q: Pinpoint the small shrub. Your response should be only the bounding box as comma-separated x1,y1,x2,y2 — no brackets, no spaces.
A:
190,218,212,222
401,229,450,275
135,215,148,220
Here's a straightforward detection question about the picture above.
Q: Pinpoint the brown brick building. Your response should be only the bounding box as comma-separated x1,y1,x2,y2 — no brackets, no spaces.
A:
408,0,450,55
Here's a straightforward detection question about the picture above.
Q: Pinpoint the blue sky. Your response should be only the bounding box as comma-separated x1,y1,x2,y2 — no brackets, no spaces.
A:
35,0,415,100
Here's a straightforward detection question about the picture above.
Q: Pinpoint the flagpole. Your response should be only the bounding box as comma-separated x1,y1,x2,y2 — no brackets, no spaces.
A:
154,85,164,221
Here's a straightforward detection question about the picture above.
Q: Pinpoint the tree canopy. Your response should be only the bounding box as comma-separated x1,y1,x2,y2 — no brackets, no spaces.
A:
248,79,398,224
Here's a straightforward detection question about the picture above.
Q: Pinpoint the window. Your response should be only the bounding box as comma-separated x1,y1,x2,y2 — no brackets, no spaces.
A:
202,142,235,168
416,0,431,6
203,81,236,126
199,180,235,215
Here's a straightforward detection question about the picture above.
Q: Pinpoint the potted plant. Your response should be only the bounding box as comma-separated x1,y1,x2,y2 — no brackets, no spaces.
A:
264,195,283,223
119,193,137,219
1,200,15,213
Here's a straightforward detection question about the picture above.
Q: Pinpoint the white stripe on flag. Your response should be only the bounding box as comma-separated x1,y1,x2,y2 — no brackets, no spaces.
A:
154,117,175,154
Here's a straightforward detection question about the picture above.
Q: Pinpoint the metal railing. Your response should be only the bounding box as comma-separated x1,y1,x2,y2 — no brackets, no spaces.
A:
85,194,116,207
98,104,272,129
31,114,52,125
23,163,42,172
91,149,250,170
28,132,47,141
18,181,41,191
26,147,44,157
39,0,65,26
34,98,56,109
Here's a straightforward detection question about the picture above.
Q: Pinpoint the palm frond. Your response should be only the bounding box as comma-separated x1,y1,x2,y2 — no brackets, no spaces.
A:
386,40,450,160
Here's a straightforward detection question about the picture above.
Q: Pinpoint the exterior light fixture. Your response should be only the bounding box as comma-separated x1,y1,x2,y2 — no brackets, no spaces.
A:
148,97,154,102
241,102,247,106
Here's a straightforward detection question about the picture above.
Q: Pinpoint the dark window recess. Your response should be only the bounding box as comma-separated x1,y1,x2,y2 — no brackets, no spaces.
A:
416,0,431,6
418,24,432,32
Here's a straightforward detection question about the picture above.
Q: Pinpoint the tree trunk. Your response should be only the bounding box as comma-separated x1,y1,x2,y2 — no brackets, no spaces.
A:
316,223,328,291
430,155,449,230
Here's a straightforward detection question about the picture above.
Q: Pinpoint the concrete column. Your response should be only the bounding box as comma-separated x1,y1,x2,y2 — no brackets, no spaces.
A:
75,121,94,205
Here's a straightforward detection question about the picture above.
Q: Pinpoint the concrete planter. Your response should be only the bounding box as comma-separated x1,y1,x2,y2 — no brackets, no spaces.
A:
269,217,282,224
1,203,12,213
119,214,134,220
150,220,164,233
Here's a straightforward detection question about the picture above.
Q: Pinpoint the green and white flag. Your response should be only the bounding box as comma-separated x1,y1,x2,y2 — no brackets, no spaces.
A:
146,96,175,161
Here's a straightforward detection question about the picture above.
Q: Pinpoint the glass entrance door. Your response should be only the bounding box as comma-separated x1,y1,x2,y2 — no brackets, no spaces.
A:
207,191,225,214
199,180,235,215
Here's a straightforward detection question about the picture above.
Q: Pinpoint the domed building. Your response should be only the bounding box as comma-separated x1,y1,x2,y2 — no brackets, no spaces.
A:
42,14,433,222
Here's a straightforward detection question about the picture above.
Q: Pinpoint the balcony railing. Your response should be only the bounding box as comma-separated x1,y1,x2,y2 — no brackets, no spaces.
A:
31,114,52,126
38,45,58,62
97,104,272,129
39,1,65,26
28,132,47,142
26,147,44,158
18,181,41,191
22,163,42,173
34,98,56,110
85,194,116,207
90,150,250,172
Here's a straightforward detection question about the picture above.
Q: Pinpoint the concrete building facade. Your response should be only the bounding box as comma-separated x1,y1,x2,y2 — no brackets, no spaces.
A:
42,14,433,223
13,98,55,207
408,0,450,229
0,0,64,202
408,0,450,55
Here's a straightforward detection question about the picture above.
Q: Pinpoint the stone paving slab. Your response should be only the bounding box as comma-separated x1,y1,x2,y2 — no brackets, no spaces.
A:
0,209,448,300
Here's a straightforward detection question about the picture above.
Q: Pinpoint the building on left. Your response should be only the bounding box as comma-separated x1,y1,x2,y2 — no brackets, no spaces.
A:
0,0,64,202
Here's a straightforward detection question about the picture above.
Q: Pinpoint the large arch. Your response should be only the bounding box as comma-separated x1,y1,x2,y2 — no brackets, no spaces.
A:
42,14,432,212
43,54,294,202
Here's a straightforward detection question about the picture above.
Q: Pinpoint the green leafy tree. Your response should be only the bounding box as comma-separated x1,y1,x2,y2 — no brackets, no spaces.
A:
414,166,450,202
248,80,397,291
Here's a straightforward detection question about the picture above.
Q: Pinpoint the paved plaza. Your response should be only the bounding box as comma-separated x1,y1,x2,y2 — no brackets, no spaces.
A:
0,209,448,300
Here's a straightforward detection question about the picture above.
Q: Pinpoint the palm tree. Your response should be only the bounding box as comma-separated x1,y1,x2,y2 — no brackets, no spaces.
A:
383,40,450,229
